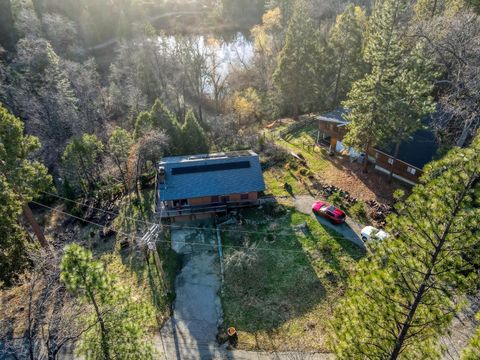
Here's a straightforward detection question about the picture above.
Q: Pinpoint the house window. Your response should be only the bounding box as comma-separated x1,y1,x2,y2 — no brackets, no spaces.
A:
407,166,417,175
211,196,219,203
240,193,249,200
387,157,394,165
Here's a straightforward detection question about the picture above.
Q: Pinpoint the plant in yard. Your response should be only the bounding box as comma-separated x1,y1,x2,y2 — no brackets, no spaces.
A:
331,136,480,359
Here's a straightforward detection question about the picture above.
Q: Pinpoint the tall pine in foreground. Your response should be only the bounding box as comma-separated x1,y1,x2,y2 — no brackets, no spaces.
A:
331,136,480,359
61,244,156,360
273,0,319,119
343,0,434,173
0,104,52,284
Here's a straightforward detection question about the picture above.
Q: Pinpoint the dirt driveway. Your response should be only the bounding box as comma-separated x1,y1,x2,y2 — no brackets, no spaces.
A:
292,195,365,249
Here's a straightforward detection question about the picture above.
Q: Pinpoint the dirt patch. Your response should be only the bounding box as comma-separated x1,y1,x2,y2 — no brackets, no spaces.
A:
317,153,409,204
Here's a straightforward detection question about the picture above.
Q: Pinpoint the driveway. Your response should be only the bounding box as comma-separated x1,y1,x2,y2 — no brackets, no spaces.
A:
159,226,225,359
292,195,365,249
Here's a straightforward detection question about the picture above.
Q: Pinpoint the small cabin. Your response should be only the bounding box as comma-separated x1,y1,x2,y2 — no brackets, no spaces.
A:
155,150,265,222
316,109,439,185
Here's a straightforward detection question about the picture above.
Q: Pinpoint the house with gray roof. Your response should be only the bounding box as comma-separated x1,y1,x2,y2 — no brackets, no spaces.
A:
155,150,265,222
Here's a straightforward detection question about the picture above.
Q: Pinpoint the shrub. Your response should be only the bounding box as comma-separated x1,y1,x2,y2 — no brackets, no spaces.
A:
350,201,367,220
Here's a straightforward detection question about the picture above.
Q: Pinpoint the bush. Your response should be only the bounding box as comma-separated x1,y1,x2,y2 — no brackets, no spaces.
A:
328,191,343,207
350,201,367,221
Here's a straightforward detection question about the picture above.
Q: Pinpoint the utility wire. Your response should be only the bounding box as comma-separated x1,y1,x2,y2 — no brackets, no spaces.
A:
32,200,335,254
40,191,358,242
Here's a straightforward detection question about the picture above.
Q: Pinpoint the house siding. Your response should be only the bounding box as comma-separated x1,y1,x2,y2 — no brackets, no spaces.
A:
318,119,423,185
373,150,422,183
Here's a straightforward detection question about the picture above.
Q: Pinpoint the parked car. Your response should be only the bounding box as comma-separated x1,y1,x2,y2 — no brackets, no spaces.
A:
361,226,389,242
312,201,346,224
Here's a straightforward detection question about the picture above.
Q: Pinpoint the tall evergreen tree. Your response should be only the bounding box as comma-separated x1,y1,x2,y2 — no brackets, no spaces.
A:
331,136,480,359
462,313,480,359
273,0,320,119
343,0,434,173
326,4,367,108
0,104,52,272
0,0,17,52
180,110,209,155
134,99,181,154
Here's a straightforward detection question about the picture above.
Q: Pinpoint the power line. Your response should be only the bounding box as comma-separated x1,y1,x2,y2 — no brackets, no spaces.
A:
40,191,358,242
32,200,336,254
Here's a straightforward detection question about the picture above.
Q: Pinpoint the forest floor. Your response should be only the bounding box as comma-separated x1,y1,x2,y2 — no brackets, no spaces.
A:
219,205,365,352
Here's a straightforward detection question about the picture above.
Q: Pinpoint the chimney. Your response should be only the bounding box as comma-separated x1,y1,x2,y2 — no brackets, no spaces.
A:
158,166,166,184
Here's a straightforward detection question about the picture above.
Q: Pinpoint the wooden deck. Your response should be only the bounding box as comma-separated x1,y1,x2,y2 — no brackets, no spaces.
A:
157,200,259,218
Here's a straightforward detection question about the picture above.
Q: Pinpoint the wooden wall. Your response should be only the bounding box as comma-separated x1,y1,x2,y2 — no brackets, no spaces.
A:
373,150,422,184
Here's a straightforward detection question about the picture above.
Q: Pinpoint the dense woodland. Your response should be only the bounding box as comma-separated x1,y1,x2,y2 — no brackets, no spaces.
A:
1,0,480,359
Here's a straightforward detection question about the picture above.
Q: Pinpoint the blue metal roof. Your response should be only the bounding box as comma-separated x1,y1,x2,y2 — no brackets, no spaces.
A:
157,150,265,201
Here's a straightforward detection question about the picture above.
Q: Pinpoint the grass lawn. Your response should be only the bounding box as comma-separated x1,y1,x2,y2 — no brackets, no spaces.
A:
262,123,329,197
220,204,365,352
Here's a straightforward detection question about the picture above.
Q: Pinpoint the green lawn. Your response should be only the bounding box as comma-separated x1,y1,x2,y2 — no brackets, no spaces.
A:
262,123,329,197
220,204,365,351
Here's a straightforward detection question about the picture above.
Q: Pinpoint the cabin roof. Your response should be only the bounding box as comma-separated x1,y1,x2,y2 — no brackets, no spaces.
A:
157,150,265,201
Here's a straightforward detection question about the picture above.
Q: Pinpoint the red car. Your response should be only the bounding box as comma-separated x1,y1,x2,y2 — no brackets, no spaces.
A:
312,201,346,224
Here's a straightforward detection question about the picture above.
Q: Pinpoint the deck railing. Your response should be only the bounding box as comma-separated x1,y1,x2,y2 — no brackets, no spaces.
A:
157,199,259,218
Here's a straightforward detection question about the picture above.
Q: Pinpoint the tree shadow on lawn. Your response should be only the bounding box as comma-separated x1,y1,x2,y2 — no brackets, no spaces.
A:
221,205,365,337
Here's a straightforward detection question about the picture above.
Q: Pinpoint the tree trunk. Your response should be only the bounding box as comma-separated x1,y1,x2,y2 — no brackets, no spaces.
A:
363,141,371,173
22,203,50,250
332,55,345,107
87,290,111,360
293,100,300,120
431,0,438,18
388,142,401,183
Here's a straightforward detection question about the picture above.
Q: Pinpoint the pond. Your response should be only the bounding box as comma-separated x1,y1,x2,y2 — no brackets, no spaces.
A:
160,32,254,80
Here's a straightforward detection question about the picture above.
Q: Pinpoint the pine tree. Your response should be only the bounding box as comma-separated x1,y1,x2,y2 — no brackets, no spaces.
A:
331,136,480,359
62,133,104,195
273,0,320,119
326,4,367,108
180,110,209,155
462,313,480,359
134,99,181,154
61,244,155,360
0,104,52,269
343,0,434,173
